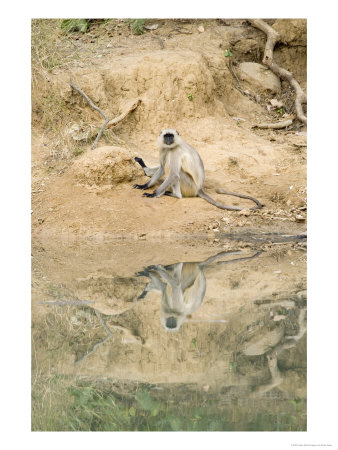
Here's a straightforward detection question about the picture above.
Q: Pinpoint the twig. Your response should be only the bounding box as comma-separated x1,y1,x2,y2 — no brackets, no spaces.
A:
249,19,307,125
227,60,241,86
106,99,142,128
169,27,193,35
252,119,293,129
151,35,164,49
75,310,112,363
70,82,110,150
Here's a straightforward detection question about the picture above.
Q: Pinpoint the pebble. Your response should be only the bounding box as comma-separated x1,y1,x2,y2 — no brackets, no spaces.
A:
221,217,231,224
238,208,251,216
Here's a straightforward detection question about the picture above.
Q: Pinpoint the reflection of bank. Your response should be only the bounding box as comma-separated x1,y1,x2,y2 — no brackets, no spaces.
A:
136,250,262,332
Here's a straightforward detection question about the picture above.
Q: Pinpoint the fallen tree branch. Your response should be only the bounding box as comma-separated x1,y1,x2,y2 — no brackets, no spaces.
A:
249,19,307,125
70,82,142,149
106,98,142,128
70,82,110,149
252,118,293,129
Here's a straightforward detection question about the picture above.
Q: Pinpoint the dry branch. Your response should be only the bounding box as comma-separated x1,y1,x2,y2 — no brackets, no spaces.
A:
106,99,142,128
70,82,109,149
252,119,293,129
249,19,307,125
70,82,142,149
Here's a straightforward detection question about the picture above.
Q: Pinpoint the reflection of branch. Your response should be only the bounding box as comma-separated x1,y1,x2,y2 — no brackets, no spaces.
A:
75,310,144,363
249,353,282,397
249,307,306,397
285,307,307,341
75,310,112,363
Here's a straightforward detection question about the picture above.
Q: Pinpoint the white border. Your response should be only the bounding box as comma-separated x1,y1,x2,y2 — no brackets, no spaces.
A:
2,1,338,449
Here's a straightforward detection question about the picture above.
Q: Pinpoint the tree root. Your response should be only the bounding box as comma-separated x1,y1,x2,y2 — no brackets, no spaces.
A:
249,19,307,125
70,82,141,149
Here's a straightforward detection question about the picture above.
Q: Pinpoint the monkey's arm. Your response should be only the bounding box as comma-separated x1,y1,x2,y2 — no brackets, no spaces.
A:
135,157,160,177
133,166,164,190
144,166,161,177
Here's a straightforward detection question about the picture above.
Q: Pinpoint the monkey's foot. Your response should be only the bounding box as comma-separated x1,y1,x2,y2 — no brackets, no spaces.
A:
143,192,156,198
134,157,146,168
133,183,149,190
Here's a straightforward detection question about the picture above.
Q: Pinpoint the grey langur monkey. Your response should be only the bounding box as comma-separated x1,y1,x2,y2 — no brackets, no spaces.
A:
134,129,262,211
136,250,262,332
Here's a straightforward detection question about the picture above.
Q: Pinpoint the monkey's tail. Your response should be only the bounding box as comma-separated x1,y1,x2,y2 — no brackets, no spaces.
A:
198,189,262,211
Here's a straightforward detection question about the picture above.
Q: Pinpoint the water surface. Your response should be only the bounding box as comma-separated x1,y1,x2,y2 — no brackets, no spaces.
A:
32,237,306,431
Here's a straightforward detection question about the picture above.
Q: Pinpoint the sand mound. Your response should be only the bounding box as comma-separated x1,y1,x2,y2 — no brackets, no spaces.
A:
71,146,143,188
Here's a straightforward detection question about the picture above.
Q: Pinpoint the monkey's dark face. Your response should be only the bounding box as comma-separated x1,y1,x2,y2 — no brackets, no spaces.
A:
159,128,180,149
163,133,175,146
165,316,177,329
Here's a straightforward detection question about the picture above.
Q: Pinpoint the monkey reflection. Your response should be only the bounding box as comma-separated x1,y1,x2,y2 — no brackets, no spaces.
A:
136,250,262,332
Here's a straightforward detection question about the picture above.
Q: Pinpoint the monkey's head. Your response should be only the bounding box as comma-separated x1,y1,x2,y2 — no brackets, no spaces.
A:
161,313,185,332
158,129,180,149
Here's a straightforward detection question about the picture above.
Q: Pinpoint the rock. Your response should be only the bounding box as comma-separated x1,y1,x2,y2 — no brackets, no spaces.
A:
243,327,284,356
144,24,159,30
237,62,281,94
221,217,231,224
295,215,305,222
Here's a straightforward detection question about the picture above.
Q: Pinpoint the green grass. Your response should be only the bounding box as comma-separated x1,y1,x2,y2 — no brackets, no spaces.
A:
32,378,307,431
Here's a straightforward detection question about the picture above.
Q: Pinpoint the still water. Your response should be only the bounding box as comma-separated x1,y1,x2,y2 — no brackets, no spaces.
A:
32,237,306,431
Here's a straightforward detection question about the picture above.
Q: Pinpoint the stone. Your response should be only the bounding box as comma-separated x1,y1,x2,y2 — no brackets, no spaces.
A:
237,62,281,94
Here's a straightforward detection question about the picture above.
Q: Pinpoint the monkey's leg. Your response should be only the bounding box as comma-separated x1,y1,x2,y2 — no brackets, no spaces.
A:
163,179,182,198
143,171,180,198
134,166,164,190
134,157,160,177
